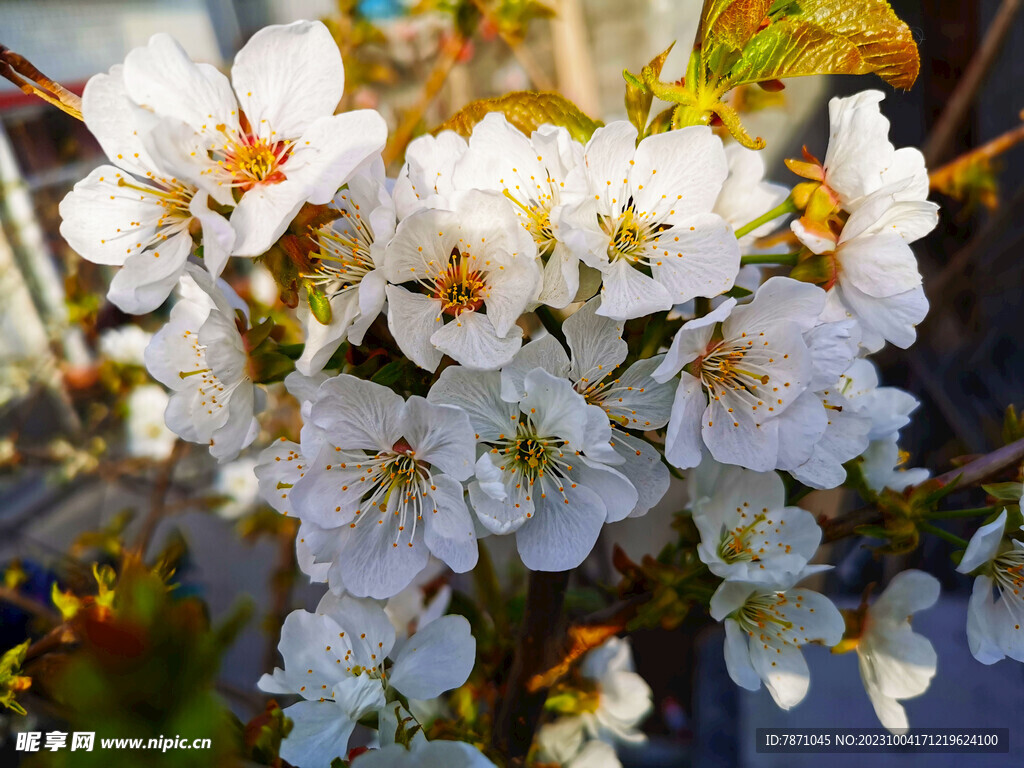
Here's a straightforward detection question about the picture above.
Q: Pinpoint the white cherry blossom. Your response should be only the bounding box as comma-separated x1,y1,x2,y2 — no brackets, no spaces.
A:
384,190,540,371
711,578,844,709
775,319,870,489
124,384,176,459
392,130,468,218
213,457,261,519
817,90,929,210
124,21,387,257
144,264,262,461
259,595,475,768
652,277,824,471
849,569,940,732
794,184,938,351
956,509,1024,664
428,366,637,571
453,113,585,307
558,122,740,320
537,636,651,766
500,298,673,517
297,162,395,375
99,325,153,366
289,375,479,598
714,143,789,247
58,66,234,313
690,465,824,584
836,359,928,492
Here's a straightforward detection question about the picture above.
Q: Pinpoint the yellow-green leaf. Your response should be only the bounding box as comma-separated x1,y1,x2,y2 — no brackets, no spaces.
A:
727,0,919,89
699,0,774,73
435,91,602,144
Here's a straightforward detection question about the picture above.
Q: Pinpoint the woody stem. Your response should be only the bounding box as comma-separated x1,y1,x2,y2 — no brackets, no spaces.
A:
492,568,571,764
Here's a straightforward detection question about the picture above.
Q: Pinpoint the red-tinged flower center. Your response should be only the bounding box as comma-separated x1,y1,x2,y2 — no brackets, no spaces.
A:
218,132,291,192
434,252,487,316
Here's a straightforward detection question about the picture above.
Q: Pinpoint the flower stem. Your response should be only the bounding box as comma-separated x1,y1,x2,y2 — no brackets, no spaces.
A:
918,521,970,548
740,252,800,267
928,506,1001,520
733,198,798,240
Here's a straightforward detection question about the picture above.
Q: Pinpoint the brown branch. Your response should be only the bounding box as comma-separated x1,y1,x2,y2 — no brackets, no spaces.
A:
822,435,1024,542
922,0,1023,166
0,45,82,120
132,440,188,555
492,569,570,764
0,587,61,625
24,624,77,662
526,594,647,692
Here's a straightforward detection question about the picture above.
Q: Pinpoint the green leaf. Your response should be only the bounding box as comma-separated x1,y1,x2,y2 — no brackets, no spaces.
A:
982,482,1024,502
725,0,920,89
435,91,603,143
624,43,675,138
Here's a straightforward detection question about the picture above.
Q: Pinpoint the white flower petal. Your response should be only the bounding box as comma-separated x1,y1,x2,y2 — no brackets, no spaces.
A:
429,367,516,441
388,614,476,700
421,474,479,572
516,485,606,571
231,20,344,139
430,311,523,370
311,374,404,452
402,397,476,480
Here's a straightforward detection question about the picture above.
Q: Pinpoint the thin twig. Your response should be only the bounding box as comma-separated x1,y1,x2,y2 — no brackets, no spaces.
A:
821,435,1024,542
929,116,1024,192
0,587,61,625
922,0,1023,166
927,180,1024,299
492,569,570,764
383,31,470,166
132,440,188,555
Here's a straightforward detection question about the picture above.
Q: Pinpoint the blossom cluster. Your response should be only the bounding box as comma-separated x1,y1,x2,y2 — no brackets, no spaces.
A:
55,16,1023,768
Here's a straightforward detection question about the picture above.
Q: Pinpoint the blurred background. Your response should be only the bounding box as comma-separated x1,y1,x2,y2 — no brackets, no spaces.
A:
1,1,1023,766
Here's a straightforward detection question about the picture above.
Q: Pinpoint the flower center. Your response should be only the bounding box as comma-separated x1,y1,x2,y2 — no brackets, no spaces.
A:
718,511,770,564
216,132,291,192
503,190,556,255
490,419,576,509
434,251,487,316
304,195,376,296
993,549,1024,599
337,441,436,550
734,591,805,652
